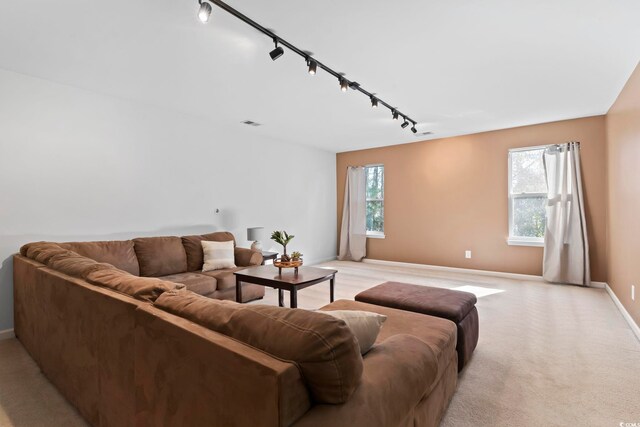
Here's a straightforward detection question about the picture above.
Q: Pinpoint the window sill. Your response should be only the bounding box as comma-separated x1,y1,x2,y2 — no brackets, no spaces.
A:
507,238,544,247
366,232,386,239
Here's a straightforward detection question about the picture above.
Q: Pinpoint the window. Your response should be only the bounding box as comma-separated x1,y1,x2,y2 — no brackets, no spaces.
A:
508,146,548,246
365,165,384,238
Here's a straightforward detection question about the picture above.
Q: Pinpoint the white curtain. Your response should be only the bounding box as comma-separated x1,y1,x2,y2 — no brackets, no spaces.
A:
542,142,590,286
338,166,367,261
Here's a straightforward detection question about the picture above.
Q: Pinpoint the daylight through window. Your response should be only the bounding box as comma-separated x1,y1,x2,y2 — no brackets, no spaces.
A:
508,147,547,245
365,165,384,237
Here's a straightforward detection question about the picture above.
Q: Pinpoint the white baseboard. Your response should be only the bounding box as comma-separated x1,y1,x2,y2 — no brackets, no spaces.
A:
0,329,15,341
605,285,640,342
309,256,338,265
363,258,547,281
362,258,607,289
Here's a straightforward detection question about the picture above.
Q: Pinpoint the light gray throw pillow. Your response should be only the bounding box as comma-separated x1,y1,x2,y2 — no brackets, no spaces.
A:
322,310,387,354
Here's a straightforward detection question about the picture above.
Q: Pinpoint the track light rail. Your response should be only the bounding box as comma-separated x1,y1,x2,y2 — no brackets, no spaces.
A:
204,0,418,131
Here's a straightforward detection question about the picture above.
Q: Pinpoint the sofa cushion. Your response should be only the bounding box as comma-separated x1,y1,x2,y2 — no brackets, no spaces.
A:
200,267,244,290
159,272,218,298
181,232,236,272
47,252,115,280
133,237,188,277
60,240,140,276
155,289,363,404
22,242,69,264
86,268,183,302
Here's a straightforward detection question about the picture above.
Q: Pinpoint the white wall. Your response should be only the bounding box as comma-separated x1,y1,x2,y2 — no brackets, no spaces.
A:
0,69,337,331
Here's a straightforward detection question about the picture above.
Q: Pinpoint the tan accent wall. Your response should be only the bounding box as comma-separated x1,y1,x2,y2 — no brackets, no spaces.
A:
336,116,608,282
606,62,640,326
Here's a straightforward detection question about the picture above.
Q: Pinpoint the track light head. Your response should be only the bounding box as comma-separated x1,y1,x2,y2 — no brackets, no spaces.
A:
392,110,399,120
340,78,349,92
411,125,417,133
307,59,317,75
401,119,409,129
198,1,212,23
371,97,378,108
269,39,284,61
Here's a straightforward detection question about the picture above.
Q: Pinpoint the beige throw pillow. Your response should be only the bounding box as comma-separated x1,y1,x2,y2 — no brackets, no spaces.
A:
322,310,387,354
202,240,236,271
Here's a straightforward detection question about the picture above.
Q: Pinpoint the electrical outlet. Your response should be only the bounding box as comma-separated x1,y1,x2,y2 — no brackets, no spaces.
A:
465,250,472,259
632,285,635,301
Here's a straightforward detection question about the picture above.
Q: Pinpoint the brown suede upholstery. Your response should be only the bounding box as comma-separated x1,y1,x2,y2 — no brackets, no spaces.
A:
314,300,459,427
14,234,459,427
159,272,218,297
355,282,479,371
133,236,188,277
155,289,363,404
208,283,266,303
181,231,236,271
135,305,311,427
321,300,457,385
13,256,46,367
234,247,263,267
86,268,183,302
292,335,444,427
48,252,115,279
22,241,71,264
60,240,140,276
14,260,142,426
200,267,245,290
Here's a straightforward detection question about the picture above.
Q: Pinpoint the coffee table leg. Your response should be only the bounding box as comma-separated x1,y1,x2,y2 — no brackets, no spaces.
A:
278,289,284,307
290,288,298,309
330,276,335,303
236,277,242,303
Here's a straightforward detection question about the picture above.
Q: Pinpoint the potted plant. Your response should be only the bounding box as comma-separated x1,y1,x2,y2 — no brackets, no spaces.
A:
291,251,303,261
270,230,295,262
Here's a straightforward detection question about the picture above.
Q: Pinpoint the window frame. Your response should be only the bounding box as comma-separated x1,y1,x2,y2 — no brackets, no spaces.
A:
507,145,549,247
365,163,385,239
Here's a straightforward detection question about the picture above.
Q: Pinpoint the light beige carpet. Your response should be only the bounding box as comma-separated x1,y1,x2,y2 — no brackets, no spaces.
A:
1,260,639,426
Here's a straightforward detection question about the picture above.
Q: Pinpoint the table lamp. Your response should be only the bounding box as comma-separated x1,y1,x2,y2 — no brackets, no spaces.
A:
247,227,264,251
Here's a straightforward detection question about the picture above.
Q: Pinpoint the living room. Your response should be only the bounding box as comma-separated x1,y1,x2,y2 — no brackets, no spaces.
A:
0,1,639,426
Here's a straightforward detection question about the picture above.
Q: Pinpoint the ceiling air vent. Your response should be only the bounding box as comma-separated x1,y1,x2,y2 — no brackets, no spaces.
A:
421,131,433,136
242,120,262,127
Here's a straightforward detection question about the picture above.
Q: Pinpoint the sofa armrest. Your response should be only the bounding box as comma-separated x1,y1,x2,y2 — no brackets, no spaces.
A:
293,334,449,427
135,305,311,427
235,247,263,266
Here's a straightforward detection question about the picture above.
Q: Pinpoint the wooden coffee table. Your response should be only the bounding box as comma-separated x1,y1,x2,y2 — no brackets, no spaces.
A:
234,265,337,308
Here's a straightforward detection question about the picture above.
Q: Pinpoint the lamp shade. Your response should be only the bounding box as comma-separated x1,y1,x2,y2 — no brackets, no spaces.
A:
247,227,264,241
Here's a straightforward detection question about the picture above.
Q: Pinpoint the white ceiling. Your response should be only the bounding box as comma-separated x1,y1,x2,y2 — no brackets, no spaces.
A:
1,0,639,152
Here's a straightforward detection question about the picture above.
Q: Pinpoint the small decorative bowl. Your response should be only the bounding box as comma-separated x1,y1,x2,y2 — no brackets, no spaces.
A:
273,258,303,274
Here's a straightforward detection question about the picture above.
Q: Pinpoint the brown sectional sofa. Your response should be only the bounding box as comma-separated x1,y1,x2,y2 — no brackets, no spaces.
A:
13,231,458,427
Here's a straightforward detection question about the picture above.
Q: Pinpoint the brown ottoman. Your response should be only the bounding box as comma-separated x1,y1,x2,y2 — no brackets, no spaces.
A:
355,281,479,371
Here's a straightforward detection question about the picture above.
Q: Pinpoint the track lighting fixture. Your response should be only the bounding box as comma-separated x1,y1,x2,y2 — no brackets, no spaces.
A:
307,59,317,75
193,0,421,134
269,40,284,61
340,78,349,92
198,0,212,24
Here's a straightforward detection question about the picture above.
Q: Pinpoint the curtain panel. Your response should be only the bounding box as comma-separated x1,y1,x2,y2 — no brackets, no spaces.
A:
338,166,367,261
542,142,590,286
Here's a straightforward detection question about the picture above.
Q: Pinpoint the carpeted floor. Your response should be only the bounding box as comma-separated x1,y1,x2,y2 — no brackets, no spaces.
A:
1,260,639,426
